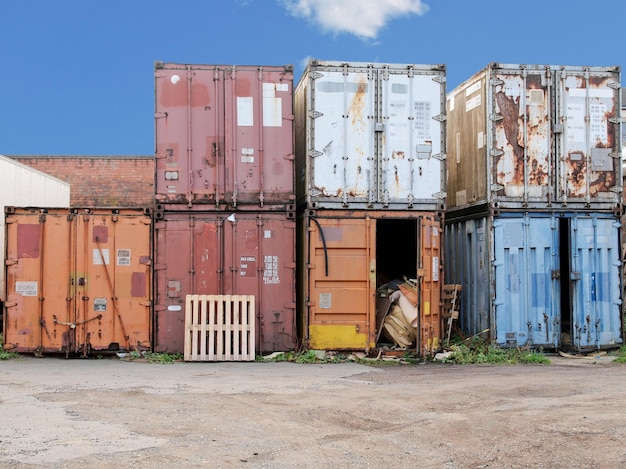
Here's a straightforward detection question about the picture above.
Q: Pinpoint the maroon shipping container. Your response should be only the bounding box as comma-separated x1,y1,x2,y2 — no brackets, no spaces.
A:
154,62,295,209
154,211,296,353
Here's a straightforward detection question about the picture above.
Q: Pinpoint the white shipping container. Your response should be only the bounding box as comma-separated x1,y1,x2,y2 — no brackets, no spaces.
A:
295,60,446,210
0,155,70,301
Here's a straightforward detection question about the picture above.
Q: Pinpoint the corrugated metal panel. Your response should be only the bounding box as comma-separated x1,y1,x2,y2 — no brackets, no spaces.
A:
300,209,442,355
3,208,152,355
446,64,622,213
295,60,446,210
0,155,70,302
154,62,295,209
154,211,296,354
445,212,623,350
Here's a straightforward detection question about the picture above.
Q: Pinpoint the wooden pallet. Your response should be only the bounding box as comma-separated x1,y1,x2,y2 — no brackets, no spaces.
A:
184,294,256,361
442,285,462,346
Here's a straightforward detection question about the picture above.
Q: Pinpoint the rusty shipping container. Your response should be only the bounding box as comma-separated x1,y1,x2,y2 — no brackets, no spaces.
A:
445,211,623,351
447,63,622,214
297,209,443,355
154,62,295,209
154,210,296,354
294,59,446,211
3,208,152,356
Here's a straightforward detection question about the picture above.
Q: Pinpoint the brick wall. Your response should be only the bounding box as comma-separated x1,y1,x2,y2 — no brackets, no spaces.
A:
9,156,155,208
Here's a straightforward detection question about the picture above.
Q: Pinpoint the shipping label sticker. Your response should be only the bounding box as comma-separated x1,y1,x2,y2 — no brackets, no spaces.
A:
93,248,110,265
117,249,131,266
432,256,439,282
263,255,280,285
589,103,607,143
237,97,254,127
240,256,257,278
15,281,37,297
94,298,107,312
566,100,586,145
414,101,432,141
319,293,332,309
263,96,282,127
264,230,272,239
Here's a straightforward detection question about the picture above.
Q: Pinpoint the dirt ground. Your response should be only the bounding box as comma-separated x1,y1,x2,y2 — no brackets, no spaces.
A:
1,354,626,468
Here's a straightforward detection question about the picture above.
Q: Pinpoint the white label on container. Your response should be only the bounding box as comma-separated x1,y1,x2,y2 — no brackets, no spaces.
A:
263,96,282,127
566,101,586,144
449,95,455,112
117,249,131,266
264,230,272,238
466,94,481,112
465,80,481,96
241,156,254,163
242,147,254,155
414,101,432,141
168,305,182,312
94,249,110,265
569,88,613,99
590,103,607,143
237,97,254,126
319,293,332,309
263,83,276,98
16,281,37,297
432,256,439,282
263,255,280,285
94,298,107,312
477,131,484,149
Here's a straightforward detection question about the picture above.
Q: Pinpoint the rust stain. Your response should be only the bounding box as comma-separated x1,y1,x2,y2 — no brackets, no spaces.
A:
567,151,586,195
349,80,367,127
494,91,524,186
392,151,405,159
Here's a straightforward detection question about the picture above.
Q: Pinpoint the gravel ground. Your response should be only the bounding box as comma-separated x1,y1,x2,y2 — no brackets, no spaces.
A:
1,353,625,468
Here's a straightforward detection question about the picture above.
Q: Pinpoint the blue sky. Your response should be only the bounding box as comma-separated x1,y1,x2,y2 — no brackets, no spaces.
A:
1,0,623,155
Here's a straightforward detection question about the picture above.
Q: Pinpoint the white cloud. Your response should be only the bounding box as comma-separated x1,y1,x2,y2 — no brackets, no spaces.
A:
281,0,428,39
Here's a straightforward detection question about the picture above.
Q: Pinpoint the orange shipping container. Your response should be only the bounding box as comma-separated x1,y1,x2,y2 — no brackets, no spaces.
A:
298,209,442,356
3,208,152,356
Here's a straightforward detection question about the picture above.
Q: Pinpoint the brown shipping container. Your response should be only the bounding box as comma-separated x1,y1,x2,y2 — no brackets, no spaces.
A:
446,63,621,213
154,62,295,209
297,209,442,356
3,208,152,356
154,211,296,353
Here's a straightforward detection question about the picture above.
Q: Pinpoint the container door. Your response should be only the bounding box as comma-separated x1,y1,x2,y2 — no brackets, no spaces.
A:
223,215,296,352
493,215,559,348
555,70,620,206
224,68,295,207
4,211,72,354
490,68,552,206
418,216,442,353
307,217,376,350
380,69,445,206
76,212,152,354
155,66,226,205
309,66,377,206
568,215,622,349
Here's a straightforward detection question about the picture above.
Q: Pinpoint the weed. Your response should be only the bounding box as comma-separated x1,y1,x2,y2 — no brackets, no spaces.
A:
143,352,183,364
610,346,626,363
443,336,550,365
0,334,20,360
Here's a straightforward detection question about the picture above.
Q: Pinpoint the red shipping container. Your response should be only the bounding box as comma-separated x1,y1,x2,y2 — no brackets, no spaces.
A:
154,211,296,354
154,62,295,209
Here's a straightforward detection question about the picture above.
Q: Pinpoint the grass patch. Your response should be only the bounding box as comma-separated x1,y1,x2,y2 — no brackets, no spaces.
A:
0,334,20,360
610,345,626,363
443,336,550,365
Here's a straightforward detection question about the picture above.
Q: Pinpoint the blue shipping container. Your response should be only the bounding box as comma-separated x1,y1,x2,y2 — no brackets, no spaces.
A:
445,212,622,350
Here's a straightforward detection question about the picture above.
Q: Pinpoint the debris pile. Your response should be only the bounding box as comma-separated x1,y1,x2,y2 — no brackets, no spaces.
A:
378,279,418,349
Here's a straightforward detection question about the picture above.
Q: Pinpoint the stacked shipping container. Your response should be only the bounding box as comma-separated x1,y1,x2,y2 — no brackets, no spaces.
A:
295,60,447,355
445,63,623,351
153,62,297,354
